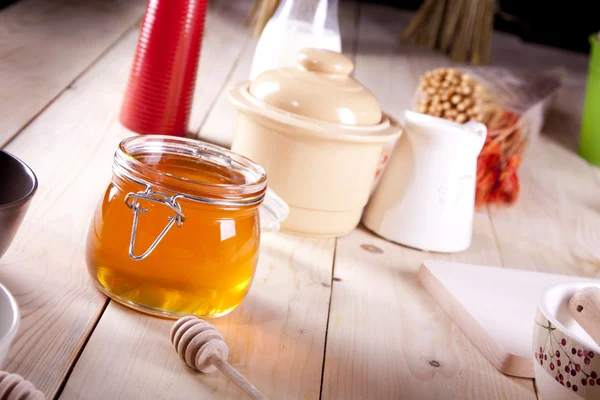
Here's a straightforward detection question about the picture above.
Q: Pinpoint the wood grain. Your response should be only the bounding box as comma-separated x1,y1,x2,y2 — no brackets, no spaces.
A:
321,227,535,400
0,28,140,398
488,136,600,276
0,0,596,398
197,42,257,147
420,261,600,379
321,4,536,399
0,1,279,397
0,0,146,147
419,263,533,378
343,3,600,278
61,233,335,400
188,0,253,133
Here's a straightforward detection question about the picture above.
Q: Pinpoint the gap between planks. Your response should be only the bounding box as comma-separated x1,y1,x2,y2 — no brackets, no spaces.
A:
62,234,337,400
0,1,147,397
318,2,361,400
0,0,147,148
1,22,140,151
1,0,254,397
191,38,253,139
63,1,354,397
318,237,338,400
6,21,141,400
322,4,599,399
53,300,110,400
320,4,538,399
55,0,334,398
61,0,258,393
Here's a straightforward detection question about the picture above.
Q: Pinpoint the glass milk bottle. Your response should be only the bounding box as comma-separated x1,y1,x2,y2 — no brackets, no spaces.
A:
249,0,341,79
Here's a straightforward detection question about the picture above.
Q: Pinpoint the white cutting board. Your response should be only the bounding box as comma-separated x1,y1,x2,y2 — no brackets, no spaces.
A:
419,260,600,378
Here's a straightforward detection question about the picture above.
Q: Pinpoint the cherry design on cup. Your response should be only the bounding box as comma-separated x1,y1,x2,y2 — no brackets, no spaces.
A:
535,319,599,394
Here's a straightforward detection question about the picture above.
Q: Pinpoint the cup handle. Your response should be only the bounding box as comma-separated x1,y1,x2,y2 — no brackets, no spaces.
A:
259,188,289,233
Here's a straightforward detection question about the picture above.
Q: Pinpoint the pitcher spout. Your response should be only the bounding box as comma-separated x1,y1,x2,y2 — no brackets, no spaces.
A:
402,110,487,154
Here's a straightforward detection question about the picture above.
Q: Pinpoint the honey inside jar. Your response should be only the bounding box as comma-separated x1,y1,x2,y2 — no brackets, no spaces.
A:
86,137,268,318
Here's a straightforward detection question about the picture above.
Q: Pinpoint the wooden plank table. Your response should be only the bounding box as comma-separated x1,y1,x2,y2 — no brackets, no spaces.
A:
0,1,598,399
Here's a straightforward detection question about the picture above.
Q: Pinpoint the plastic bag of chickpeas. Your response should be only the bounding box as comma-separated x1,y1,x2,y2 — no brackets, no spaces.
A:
413,67,563,207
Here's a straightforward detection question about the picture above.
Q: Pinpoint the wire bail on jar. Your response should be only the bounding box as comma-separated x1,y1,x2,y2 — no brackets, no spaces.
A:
125,187,186,260
118,170,267,261
111,136,273,262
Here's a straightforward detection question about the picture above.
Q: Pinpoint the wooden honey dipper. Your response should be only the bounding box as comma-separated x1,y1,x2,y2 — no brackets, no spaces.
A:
170,317,267,400
0,372,44,400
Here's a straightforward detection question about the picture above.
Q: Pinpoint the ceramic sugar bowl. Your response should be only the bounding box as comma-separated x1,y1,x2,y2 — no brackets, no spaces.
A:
229,48,401,237
534,283,600,400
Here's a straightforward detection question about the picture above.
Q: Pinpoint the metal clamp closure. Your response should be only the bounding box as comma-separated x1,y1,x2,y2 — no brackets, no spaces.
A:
117,165,265,261
125,188,185,261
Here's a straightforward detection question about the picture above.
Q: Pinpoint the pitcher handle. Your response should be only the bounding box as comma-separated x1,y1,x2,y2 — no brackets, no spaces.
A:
259,188,289,233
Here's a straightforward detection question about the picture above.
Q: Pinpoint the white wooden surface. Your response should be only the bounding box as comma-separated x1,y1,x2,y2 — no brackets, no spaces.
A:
0,0,146,147
0,0,598,399
62,234,335,399
0,26,142,397
321,228,536,400
420,261,600,379
188,0,253,133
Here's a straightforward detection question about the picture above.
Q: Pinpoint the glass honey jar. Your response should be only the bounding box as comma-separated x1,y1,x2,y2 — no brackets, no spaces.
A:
86,136,288,318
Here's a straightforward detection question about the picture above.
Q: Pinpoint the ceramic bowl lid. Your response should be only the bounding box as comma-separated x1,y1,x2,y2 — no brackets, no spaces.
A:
248,48,382,126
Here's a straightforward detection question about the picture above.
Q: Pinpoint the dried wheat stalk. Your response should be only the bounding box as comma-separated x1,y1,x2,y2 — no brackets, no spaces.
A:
401,0,496,64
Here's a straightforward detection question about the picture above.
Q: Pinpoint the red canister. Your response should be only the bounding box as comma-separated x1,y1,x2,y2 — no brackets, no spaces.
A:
119,0,208,136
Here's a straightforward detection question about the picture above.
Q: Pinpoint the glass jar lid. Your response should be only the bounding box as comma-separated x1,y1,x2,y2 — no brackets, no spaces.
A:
248,48,383,126
111,136,291,261
114,136,267,206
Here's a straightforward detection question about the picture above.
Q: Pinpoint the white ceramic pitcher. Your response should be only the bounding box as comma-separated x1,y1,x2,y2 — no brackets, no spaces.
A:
362,110,487,253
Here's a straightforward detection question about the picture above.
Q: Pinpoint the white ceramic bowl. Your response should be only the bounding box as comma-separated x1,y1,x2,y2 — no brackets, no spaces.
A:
0,282,19,367
534,283,600,400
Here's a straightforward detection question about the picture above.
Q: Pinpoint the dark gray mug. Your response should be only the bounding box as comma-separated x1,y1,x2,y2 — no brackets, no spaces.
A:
0,150,38,260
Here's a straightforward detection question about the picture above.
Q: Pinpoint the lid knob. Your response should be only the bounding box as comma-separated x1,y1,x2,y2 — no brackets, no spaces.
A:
297,48,353,76
247,47,382,126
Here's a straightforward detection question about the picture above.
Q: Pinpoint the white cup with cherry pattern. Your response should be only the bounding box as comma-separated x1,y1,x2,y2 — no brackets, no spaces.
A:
534,283,600,400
